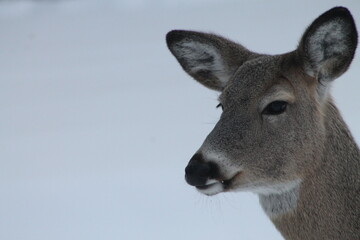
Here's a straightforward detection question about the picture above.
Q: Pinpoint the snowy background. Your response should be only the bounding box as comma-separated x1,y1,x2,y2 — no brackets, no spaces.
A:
1,1,359,240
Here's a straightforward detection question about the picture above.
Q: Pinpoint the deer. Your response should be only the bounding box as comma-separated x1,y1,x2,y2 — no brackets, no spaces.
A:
166,7,359,240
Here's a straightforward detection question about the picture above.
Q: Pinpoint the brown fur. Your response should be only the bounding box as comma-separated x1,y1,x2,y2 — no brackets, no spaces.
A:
273,101,360,240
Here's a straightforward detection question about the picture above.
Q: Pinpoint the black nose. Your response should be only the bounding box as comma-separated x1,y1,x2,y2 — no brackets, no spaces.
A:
185,153,219,186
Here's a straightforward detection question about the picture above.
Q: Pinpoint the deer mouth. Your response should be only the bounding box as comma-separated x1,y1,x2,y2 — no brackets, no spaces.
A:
195,173,241,196
195,179,224,196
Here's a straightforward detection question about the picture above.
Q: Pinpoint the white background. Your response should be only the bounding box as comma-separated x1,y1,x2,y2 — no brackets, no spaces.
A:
1,1,359,239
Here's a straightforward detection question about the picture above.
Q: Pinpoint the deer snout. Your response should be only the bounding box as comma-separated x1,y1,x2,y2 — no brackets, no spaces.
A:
185,153,219,186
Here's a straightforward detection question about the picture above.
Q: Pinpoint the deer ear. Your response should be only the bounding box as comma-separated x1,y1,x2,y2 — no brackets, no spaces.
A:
166,30,253,91
298,7,358,97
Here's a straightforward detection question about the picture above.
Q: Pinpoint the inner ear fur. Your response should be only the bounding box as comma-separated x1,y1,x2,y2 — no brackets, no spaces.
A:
298,7,358,84
166,30,255,91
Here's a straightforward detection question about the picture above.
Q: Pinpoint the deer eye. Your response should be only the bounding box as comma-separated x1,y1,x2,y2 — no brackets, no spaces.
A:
262,101,287,115
216,103,224,110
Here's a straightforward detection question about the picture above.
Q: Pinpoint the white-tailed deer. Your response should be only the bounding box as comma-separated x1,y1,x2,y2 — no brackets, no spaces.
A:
166,7,359,240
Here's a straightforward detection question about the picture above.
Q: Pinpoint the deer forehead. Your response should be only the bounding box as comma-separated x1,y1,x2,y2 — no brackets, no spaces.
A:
220,56,295,106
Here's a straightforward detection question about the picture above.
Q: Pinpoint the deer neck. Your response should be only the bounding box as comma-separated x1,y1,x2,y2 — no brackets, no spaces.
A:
259,101,360,239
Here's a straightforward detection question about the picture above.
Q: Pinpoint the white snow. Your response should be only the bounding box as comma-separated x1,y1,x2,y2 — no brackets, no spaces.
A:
0,1,359,240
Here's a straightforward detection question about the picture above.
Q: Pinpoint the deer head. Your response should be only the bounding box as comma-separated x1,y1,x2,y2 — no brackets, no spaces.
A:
166,7,357,196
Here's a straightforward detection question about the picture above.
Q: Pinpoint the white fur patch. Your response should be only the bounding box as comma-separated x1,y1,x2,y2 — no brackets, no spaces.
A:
172,40,229,84
258,179,301,218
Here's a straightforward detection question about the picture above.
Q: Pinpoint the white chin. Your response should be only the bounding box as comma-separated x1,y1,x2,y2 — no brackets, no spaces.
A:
196,181,224,196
